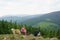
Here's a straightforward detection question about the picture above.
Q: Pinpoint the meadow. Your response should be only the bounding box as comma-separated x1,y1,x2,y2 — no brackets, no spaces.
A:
0,34,59,40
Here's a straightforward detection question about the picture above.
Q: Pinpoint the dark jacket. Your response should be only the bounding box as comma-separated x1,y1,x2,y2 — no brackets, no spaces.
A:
33,30,39,36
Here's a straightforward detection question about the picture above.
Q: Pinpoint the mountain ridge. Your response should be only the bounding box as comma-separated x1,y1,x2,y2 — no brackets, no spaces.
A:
22,11,60,25
0,11,60,26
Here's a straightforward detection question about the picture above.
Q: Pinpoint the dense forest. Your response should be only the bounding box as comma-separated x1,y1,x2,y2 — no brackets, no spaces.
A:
0,20,60,39
0,20,34,34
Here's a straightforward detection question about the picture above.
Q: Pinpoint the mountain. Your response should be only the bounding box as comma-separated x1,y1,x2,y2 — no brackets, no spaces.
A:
22,11,60,25
0,11,60,26
0,16,22,22
0,14,43,23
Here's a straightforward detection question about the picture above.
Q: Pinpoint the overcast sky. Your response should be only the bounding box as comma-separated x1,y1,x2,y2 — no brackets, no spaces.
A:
0,0,60,16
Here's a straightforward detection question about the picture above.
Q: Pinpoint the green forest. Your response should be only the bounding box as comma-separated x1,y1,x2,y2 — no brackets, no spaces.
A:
0,20,34,34
0,20,60,39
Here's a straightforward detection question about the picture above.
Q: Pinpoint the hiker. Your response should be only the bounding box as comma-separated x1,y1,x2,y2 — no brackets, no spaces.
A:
20,25,26,35
33,30,40,36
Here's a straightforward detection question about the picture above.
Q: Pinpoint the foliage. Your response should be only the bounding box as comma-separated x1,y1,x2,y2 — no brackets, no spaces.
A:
0,20,60,39
0,20,21,34
34,22,60,38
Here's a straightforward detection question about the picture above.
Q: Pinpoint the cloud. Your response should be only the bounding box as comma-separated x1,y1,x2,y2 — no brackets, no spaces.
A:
0,0,60,16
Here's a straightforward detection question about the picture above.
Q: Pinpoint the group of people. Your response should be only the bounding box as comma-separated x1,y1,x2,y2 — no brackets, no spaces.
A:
20,25,40,36
11,25,40,37
11,25,27,35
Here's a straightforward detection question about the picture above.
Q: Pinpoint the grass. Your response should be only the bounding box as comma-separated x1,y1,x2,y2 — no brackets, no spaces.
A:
0,34,59,40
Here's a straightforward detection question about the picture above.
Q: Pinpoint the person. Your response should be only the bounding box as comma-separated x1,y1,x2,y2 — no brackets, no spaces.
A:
33,30,40,36
20,25,26,35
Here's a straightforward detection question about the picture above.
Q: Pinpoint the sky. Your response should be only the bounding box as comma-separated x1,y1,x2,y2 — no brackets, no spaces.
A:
0,0,60,16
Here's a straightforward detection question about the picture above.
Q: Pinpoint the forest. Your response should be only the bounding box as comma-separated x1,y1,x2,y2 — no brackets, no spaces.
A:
0,20,60,39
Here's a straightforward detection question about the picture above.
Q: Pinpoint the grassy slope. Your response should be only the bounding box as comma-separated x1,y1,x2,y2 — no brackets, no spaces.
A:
0,34,58,40
34,22,59,27
33,22,60,31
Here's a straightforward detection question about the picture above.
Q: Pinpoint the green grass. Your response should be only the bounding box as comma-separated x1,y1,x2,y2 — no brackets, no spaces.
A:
0,34,59,40
34,22,59,27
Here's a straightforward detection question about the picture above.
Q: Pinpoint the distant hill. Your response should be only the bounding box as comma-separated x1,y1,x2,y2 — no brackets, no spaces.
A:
0,16,22,22
0,14,43,23
0,11,60,26
33,22,59,28
22,11,60,25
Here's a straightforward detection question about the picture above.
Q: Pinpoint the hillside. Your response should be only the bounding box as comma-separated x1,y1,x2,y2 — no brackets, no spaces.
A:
33,22,60,30
0,11,60,26
0,34,58,40
0,14,43,23
34,22,59,27
22,11,60,25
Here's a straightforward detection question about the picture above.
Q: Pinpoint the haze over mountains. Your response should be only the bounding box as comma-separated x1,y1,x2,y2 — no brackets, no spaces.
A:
22,11,60,25
0,14,43,23
0,11,60,26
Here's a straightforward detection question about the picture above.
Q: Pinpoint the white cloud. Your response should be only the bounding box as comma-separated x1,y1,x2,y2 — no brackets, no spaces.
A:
0,0,60,16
